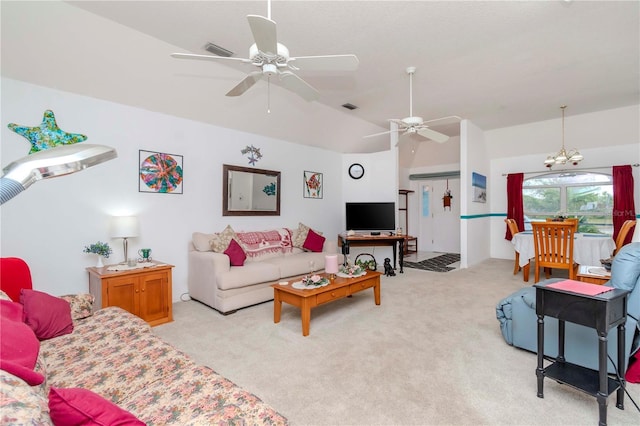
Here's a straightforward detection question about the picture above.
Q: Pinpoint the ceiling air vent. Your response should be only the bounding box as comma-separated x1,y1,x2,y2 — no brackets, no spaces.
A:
342,103,358,110
204,42,234,57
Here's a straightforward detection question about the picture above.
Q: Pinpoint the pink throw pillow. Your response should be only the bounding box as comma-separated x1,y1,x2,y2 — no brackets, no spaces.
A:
303,229,326,252
224,238,247,266
49,387,145,425
0,301,44,385
21,289,74,341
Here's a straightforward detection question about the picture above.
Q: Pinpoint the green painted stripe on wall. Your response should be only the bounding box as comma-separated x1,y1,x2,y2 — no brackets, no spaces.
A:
460,214,495,219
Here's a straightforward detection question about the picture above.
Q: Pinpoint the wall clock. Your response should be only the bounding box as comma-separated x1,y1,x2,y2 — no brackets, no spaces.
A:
348,163,364,180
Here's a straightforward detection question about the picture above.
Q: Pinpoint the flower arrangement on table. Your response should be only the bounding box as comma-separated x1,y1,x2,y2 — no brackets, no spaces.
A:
302,274,329,287
83,241,112,258
339,263,366,277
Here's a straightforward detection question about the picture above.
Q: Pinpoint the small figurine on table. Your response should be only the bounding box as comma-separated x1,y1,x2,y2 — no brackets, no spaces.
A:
384,258,395,277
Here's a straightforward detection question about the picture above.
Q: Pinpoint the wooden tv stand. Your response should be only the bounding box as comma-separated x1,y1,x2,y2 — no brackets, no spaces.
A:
338,233,404,273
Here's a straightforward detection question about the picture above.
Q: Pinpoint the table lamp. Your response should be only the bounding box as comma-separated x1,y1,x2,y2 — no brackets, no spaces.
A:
110,216,139,264
325,255,339,279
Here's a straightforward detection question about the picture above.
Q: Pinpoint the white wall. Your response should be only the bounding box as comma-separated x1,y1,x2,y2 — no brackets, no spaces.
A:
487,105,640,262
341,142,398,266
0,78,344,300
460,120,491,268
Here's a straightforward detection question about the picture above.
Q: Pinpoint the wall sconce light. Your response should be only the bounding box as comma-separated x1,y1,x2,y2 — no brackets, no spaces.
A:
110,216,139,264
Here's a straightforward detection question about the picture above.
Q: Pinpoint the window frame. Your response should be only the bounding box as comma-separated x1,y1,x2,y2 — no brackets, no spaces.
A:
522,171,613,235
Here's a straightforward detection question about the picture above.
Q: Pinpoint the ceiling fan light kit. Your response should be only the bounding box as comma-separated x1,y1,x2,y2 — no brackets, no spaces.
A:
544,105,583,168
170,0,358,107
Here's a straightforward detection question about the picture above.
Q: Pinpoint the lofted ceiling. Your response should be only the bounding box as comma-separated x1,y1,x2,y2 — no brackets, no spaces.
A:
2,1,639,154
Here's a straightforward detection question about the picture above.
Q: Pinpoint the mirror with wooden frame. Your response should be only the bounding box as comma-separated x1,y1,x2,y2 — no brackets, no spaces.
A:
223,164,281,216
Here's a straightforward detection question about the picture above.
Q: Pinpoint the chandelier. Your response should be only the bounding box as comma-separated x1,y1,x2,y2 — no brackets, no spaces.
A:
544,105,583,168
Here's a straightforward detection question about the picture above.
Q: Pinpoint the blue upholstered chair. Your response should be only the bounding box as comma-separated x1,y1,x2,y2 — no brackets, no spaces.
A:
496,242,640,374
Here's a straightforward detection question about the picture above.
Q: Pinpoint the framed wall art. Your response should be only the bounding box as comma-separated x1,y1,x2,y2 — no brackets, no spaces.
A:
303,171,323,199
139,150,184,194
472,172,486,203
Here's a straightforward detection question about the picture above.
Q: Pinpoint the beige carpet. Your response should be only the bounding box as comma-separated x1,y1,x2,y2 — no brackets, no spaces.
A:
154,258,640,425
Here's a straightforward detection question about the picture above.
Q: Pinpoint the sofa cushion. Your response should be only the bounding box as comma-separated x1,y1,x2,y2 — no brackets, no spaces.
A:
608,242,640,321
60,293,95,322
224,239,247,266
236,228,290,261
49,387,145,425
216,262,280,290
0,300,44,386
292,222,312,248
192,232,216,252
303,229,325,252
271,252,330,278
210,225,240,253
0,370,52,426
21,289,74,341
119,364,287,425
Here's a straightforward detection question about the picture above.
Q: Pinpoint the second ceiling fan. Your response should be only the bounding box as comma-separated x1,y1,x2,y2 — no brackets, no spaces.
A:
365,67,452,144
171,0,358,103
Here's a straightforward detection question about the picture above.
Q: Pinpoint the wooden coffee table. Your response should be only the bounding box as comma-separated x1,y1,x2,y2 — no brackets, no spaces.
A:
271,271,382,336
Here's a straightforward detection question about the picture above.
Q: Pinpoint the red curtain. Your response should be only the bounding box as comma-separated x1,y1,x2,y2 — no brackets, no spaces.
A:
505,173,524,240
612,165,636,244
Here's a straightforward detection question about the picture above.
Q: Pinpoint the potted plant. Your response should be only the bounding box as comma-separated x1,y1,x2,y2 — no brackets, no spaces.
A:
83,241,112,267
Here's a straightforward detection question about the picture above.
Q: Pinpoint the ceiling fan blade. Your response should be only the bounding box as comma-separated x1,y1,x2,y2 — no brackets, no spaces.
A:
363,129,395,139
247,15,277,56
170,53,251,64
416,127,449,143
226,72,263,97
279,71,319,101
289,54,359,71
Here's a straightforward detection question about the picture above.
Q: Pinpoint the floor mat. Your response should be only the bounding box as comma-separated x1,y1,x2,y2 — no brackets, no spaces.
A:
403,253,461,272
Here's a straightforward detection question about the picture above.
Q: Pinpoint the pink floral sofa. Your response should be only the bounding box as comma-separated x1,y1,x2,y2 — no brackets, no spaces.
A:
0,257,287,425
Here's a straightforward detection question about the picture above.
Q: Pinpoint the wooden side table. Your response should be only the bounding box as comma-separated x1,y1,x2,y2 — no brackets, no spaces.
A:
87,261,173,326
534,282,628,425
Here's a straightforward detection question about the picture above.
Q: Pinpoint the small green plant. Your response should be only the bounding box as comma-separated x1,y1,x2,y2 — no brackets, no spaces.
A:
83,241,112,258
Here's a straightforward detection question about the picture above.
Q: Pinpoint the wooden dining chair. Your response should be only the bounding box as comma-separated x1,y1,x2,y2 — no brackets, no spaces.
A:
505,218,530,281
565,218,579,232
613,219,636,256
531,221,578,283
546,217,579,232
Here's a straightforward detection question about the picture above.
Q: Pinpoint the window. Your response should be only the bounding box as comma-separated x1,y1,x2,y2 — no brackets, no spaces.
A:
523,172,613,234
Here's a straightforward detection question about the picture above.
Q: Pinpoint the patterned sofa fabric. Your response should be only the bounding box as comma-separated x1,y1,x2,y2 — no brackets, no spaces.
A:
0,369,52,426
40,307,287,425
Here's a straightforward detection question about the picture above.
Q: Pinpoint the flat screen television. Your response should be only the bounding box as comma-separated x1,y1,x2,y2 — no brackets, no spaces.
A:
345,202,396,232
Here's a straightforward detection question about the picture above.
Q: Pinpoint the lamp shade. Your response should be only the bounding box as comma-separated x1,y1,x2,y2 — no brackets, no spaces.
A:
110,216,139,238
0,144,117,205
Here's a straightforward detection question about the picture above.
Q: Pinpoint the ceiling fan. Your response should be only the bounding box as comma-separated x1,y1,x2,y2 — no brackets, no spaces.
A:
365,67,453,144
170,0,358,104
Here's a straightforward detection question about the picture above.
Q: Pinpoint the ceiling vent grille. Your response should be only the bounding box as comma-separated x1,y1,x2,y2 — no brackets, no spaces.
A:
204,43,234,57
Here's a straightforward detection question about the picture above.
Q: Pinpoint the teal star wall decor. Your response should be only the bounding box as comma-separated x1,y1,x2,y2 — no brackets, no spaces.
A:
8,110,88,154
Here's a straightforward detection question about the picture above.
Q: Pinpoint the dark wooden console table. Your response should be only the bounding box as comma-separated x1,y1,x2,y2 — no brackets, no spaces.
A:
534,282,629,426
338,234,404,273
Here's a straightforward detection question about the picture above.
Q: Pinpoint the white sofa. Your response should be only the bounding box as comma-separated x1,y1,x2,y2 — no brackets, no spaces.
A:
188,225,342,314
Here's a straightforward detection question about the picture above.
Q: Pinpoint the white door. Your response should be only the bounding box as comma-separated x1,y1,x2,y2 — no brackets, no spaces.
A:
416,179,461,253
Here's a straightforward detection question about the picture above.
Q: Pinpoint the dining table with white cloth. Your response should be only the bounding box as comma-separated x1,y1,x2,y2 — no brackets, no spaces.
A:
511,231,616,268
